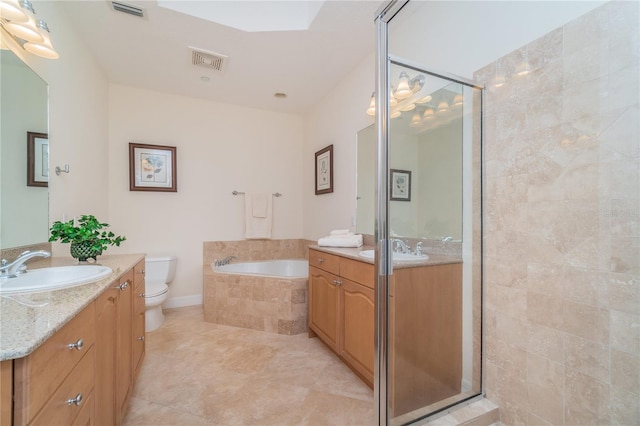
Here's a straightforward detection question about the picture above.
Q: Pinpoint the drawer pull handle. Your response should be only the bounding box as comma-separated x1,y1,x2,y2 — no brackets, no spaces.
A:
138,336,145,341
116,281,129,291
318,258,324,264
332,279,342,286
67,393,83,406
67,339,84,351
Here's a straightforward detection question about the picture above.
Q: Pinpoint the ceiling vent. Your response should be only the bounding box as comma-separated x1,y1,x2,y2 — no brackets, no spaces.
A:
189,46,228,73
111,1,145,18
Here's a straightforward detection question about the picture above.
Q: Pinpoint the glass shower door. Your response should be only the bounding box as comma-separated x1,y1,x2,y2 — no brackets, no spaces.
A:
374,2,483,424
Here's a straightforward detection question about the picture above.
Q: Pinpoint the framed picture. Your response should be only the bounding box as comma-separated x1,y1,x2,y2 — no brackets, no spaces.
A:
315,144,333,195
27,131,49,187
129,142,177,192
390,169,411,201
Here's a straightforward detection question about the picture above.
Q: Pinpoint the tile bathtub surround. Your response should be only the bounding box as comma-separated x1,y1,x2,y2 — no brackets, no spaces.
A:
476,2,639,425
203,238,313,264
124,306,374,425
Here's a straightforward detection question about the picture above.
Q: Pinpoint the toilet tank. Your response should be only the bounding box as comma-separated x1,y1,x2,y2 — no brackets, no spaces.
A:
145,255,177,284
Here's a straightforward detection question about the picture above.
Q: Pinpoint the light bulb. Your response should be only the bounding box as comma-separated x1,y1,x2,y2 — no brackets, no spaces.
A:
423,108,435,120
415,95,432,104
0,0,28,22
366,93,376,116
394,72,412,99
399,103,415,112
3,1,43,44
437,100,450,115
409,111,422,127
24,21,58,59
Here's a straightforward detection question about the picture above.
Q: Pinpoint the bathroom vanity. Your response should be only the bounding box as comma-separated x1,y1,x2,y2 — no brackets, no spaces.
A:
308,245,462,412
0,254,146,425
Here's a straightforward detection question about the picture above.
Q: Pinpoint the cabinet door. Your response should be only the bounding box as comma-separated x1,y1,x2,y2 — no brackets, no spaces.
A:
341,279,374,386
132,260,146,381
116,270,133,420
94,287,118,426
308,266,341,352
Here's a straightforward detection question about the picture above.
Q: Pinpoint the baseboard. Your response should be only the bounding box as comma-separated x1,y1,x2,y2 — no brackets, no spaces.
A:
164,294,202,309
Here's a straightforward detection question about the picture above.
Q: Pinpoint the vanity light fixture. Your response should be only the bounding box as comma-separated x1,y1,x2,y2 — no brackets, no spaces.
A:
394,72,413,99
452,94,463,109
366,93,376,116
436,96,450,115
422,107,435,121
366,72,425,117
0,0,59,59
409,111,422,127
399,103,416,112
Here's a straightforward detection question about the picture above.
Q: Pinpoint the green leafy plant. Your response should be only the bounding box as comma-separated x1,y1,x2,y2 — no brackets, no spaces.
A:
49,215,126,252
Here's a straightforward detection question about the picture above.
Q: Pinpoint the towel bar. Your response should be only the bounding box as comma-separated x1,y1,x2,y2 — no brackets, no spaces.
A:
232,191,282,197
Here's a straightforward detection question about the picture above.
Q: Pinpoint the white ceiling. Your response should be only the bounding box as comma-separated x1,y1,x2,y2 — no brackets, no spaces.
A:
59,0,384,115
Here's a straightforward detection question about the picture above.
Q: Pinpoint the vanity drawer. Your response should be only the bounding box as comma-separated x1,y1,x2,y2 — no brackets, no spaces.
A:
30,347,95,426
13,303,96,424
340,257,375,289
309,249,340,275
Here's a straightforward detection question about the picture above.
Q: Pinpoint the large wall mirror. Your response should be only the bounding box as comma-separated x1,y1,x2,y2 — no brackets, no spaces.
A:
1,48,49,249
356,82,463,241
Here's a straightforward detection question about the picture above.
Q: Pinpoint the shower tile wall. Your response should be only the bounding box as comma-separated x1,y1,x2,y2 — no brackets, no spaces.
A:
475,2,639,424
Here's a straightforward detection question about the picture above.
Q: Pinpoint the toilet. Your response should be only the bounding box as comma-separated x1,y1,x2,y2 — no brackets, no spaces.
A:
144,255,177,332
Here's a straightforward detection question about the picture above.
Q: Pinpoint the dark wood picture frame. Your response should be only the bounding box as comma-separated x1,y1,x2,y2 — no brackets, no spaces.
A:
315,144,334,195
129,142,177,192
27,131,48,187
390,169,411,201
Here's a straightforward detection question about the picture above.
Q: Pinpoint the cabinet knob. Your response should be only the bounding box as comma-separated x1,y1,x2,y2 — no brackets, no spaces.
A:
67,393,83,406
115,281,129,291
332,279,342,286
67,338,84,351
138,336,145,341
318,258,324,264
139,292,145,298
137,269,145,275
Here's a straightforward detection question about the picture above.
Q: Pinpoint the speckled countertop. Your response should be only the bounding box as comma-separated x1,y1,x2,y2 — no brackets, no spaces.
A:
0,253,145,361
308,245,461,268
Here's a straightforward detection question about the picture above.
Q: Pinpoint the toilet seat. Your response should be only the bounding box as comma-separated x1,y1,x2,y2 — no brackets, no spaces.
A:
145,281,168,298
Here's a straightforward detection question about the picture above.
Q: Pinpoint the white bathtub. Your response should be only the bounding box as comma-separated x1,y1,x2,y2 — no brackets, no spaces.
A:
213,259,308,279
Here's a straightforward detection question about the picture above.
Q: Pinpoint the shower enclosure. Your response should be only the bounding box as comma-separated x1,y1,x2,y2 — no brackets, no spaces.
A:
372,1,484,424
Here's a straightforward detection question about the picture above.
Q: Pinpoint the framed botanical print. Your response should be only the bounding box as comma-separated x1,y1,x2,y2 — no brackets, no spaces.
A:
390,169,411,201
315,144,333,195
129,143,177,192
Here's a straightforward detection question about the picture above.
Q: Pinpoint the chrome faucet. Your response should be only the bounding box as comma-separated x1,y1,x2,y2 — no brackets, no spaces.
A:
214,256,237,267
441,236,453,242
414,241,425,256
0,250,51,278
391,239,411,254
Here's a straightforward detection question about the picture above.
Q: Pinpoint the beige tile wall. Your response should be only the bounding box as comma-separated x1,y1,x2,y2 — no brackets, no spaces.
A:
475,2,639,424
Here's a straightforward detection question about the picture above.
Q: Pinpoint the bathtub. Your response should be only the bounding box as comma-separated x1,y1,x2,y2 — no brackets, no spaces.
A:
204,259,309,335
213,259,308,278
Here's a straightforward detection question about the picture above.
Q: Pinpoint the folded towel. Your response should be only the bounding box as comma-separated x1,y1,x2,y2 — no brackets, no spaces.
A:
245,193,272,239
330,229,352,236
252,193,268,218
318,234,363,248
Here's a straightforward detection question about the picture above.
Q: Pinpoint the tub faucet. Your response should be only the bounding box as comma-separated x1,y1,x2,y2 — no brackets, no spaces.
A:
214,256,237,267
0,250,51,278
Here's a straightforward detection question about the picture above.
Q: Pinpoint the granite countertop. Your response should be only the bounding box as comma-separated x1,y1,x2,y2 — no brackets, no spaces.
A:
0,253,145,361
309,245,461,268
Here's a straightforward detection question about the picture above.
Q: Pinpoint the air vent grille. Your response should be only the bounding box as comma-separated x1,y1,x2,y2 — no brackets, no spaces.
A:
190,47,228,73
111,1,145,18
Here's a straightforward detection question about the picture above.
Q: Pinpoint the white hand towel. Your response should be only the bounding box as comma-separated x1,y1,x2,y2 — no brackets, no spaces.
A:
245,193,272,239
317,234,363,248
252,193,269,218
330,229,352,236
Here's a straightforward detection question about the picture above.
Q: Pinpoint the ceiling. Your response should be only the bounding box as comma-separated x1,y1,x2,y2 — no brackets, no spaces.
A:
59,0,384,114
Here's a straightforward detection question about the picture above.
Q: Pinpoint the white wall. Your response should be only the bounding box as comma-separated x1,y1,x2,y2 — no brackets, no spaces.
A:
303,52,376,240
18,1,110,256
107,84,304,301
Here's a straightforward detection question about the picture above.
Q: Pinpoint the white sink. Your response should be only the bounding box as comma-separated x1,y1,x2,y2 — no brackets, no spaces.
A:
358,249,428,262
0,265,113,295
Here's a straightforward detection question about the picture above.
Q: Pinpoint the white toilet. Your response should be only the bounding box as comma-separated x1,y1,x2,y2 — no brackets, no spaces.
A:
144,255,177,332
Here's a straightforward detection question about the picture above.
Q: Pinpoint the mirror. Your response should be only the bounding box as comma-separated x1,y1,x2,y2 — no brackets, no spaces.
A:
1,48,49,249
356,83,463,240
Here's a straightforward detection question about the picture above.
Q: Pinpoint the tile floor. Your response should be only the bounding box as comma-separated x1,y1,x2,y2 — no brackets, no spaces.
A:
123,305,375,425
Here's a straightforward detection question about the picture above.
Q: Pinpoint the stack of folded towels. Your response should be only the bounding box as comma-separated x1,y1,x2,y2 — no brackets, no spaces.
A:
317,229,363,248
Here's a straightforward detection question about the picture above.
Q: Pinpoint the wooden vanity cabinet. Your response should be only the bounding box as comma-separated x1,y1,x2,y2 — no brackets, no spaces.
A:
308,249,375,387
13,303,97,426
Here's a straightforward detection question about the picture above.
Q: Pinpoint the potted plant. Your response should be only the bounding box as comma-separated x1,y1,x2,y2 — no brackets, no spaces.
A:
49,215,126,262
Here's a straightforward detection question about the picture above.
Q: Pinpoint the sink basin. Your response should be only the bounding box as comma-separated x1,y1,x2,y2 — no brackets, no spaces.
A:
358,249,428,262
0,265,113,295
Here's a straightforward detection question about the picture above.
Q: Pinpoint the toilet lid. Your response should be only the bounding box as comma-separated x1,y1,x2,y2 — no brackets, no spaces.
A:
145,282,169,297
